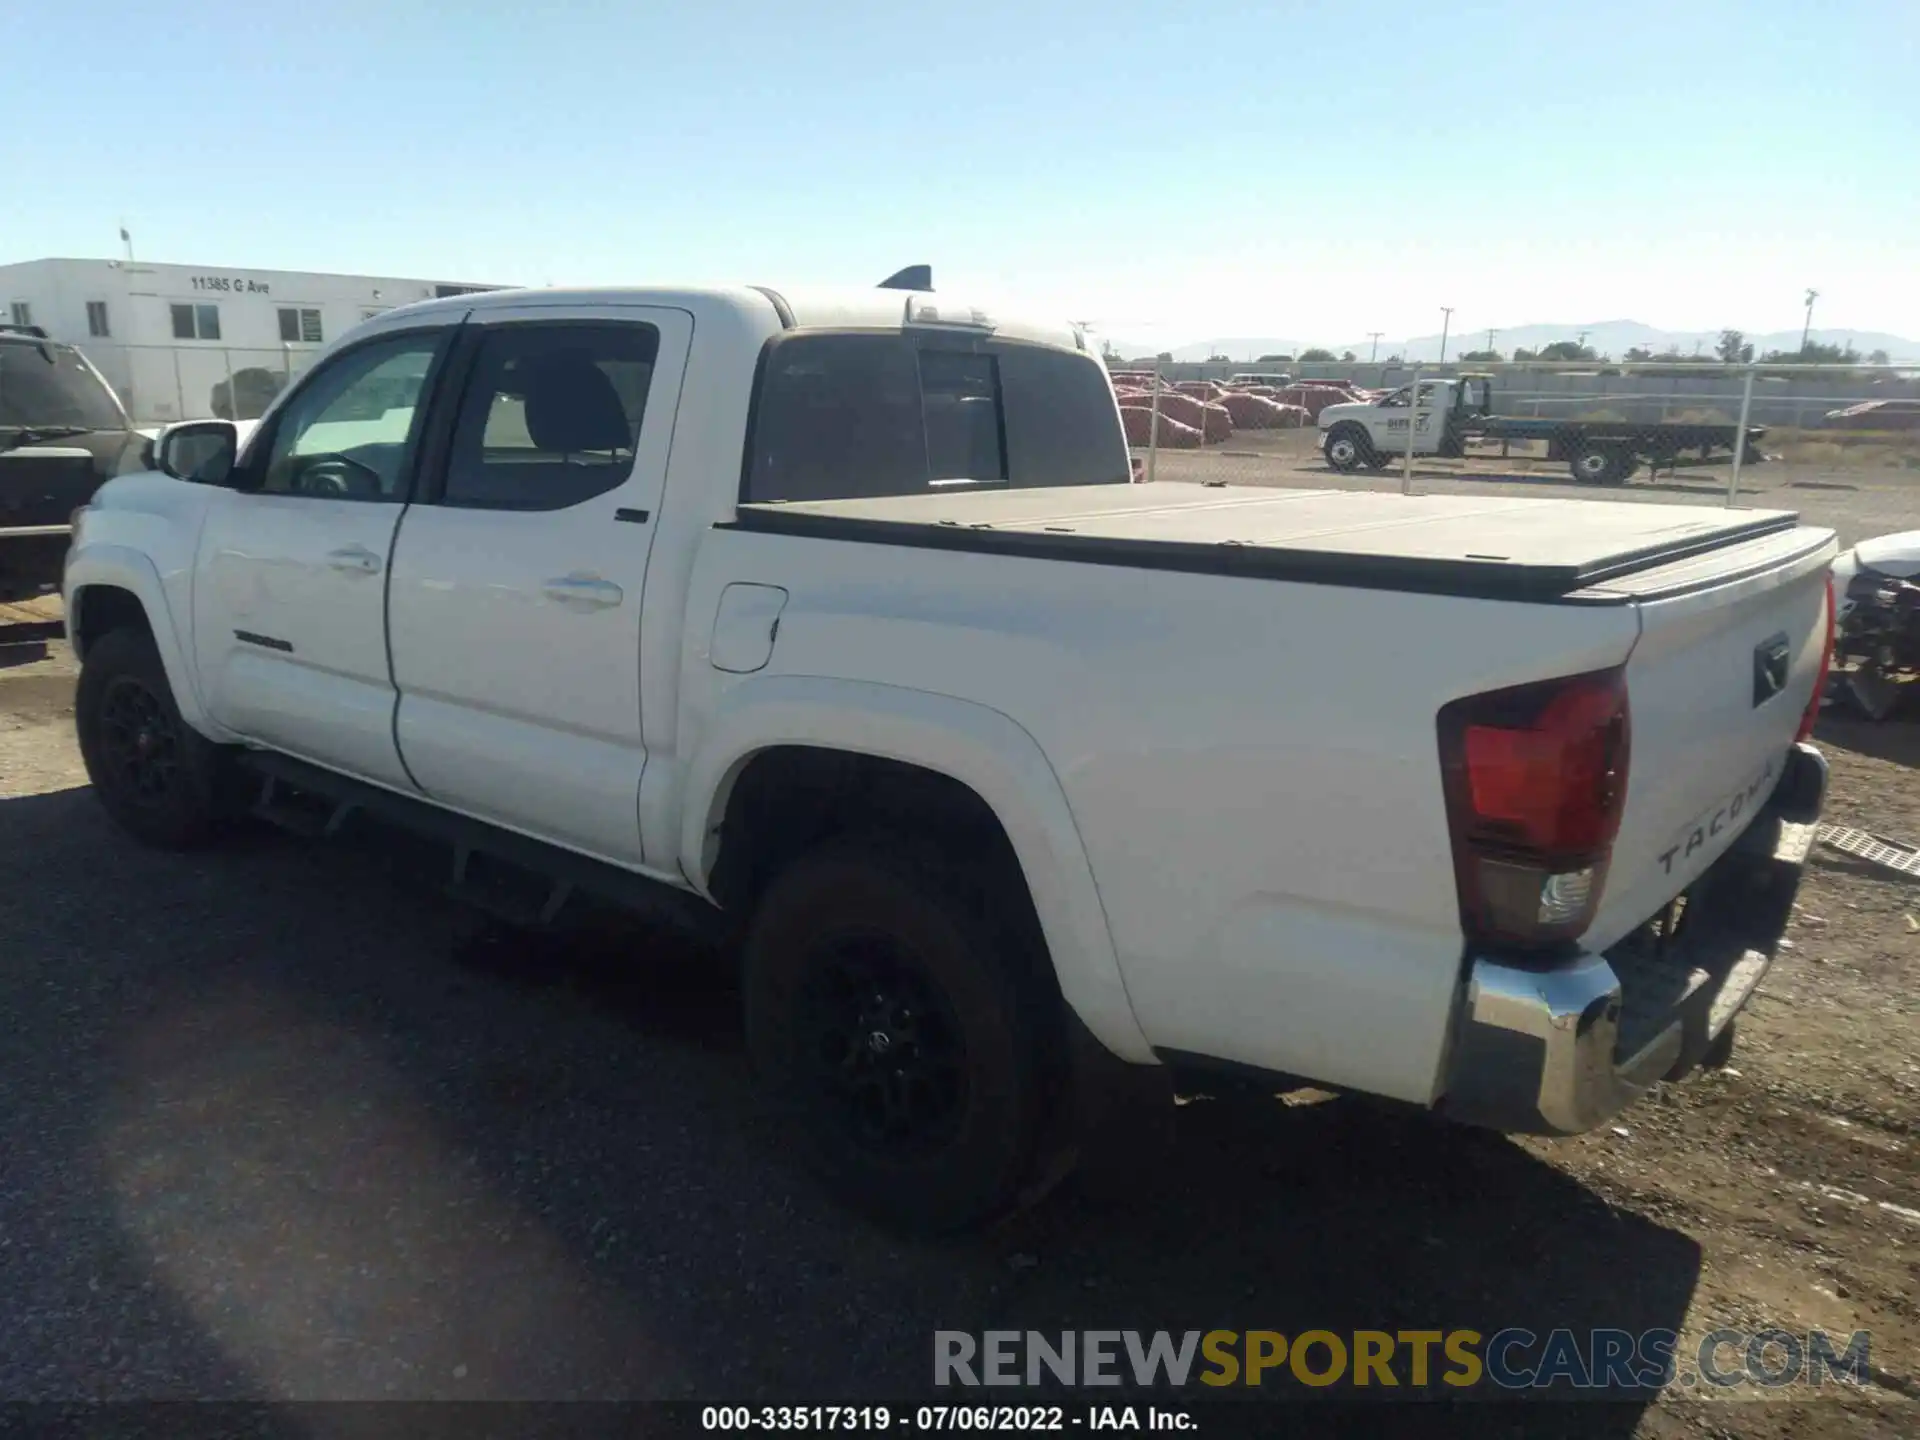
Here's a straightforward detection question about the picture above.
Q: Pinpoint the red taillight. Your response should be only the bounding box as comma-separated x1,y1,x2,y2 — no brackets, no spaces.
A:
1796,574,1835,744
1438,668,1631,949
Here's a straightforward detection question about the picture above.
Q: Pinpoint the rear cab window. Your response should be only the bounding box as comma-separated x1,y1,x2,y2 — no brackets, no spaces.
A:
742,332,1127,505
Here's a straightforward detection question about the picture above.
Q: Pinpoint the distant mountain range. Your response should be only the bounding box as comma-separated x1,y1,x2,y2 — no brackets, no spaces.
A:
1119,321,1920,365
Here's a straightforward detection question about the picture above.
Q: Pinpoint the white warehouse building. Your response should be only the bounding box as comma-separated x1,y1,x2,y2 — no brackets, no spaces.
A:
0,257,506,423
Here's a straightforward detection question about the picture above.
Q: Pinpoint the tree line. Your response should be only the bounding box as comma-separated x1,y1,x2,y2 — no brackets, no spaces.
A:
1113,331,1895,369
1451,332,1892,366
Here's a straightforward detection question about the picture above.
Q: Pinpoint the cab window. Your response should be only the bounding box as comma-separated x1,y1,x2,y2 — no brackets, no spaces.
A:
743,333,1128,504
439,322,657,511
252,333,444,500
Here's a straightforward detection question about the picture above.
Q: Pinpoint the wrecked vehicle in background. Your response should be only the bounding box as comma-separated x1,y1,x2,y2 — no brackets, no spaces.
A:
1823,399,1920,433
1828,529,1920,720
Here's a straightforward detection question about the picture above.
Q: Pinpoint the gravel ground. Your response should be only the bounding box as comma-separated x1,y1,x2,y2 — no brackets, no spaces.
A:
2,503,1917,1436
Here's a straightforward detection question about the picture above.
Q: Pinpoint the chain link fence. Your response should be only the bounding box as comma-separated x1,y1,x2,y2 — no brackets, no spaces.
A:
81,341,323,426
72,337,1920,547
1118,360,1920,547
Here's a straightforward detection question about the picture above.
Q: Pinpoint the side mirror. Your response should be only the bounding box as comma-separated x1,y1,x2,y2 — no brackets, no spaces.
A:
156,420,239,486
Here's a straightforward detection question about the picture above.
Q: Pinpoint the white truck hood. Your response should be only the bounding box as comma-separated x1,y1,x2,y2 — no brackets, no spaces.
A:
1316,401,1369,429
1846,528,1920,579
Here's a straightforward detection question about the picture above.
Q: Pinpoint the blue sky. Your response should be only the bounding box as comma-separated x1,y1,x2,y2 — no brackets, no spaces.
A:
5,0,1916,347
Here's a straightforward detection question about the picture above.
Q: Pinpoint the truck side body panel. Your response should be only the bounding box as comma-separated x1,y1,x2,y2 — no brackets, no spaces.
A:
681,526,1640,1104
63,286,1835,1144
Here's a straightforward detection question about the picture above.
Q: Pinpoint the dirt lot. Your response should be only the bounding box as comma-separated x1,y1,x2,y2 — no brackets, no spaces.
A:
2,494,1916,1435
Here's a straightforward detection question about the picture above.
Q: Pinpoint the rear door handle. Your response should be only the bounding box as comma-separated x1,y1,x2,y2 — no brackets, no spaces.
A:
542,575,624,611
327,545,383,575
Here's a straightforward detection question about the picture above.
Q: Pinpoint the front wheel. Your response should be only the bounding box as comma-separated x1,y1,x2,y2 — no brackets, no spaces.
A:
743,840,1055,1234
75,626,237,848
1324,424,1375,473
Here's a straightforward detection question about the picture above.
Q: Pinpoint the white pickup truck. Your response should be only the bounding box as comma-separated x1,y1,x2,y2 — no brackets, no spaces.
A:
64,278,1836,1233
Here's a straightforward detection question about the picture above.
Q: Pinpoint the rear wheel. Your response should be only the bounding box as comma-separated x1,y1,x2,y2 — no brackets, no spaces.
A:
743,839,1055,1234
75,626,237,848
1569,442,1633,485
1324,424,1375,474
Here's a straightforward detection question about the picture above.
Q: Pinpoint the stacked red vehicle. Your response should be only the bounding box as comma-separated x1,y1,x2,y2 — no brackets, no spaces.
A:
1108,371,1375,447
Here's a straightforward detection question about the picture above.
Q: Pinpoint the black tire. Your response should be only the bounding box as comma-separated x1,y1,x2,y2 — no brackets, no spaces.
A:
1323,424,1375,474
743,839,1054,1234
1363,451,1393,471
1569,442,1633,485
75,626,236,848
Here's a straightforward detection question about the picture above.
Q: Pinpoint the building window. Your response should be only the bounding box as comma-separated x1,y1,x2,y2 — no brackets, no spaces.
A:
278,307,324,344
8,302,29,327
171,303,222,341
86,301,110,337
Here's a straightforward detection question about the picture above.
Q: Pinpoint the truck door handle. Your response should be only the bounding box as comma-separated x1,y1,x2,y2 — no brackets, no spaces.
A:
326,545,383,575
542,575,624,611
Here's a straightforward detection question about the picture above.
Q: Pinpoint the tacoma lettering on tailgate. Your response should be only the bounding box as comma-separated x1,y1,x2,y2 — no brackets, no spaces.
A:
1657,758,1777,875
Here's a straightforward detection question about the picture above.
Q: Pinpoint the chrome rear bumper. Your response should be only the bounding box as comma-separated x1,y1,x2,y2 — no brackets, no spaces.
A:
1441,743,1827,1136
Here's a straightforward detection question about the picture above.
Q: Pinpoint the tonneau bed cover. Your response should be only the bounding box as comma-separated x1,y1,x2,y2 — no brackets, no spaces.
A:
730,482,1816,604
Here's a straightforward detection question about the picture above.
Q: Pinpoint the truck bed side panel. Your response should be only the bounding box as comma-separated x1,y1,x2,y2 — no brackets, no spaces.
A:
686,528,1640,1105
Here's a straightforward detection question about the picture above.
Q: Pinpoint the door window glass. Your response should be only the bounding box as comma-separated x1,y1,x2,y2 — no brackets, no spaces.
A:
441,322,658,510
255,333,443,499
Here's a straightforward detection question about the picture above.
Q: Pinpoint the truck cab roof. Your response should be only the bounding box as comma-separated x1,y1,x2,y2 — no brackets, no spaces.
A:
361,284,1088,354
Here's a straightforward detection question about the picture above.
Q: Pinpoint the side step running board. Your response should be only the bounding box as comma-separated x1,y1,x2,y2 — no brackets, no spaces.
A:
251,773,356,838
235,750,727,945
446,844,576,928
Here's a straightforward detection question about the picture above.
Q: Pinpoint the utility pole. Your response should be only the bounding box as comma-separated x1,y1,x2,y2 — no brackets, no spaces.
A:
1485,328,1498,356
1801,288,1819,354
1367,331,1384,362
1438,307,1454,363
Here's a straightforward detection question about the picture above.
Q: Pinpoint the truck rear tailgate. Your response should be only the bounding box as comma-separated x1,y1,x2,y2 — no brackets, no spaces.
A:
1577,524,1837,952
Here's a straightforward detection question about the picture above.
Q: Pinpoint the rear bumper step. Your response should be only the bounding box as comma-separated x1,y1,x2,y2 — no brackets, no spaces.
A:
1440,742,1826,1136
